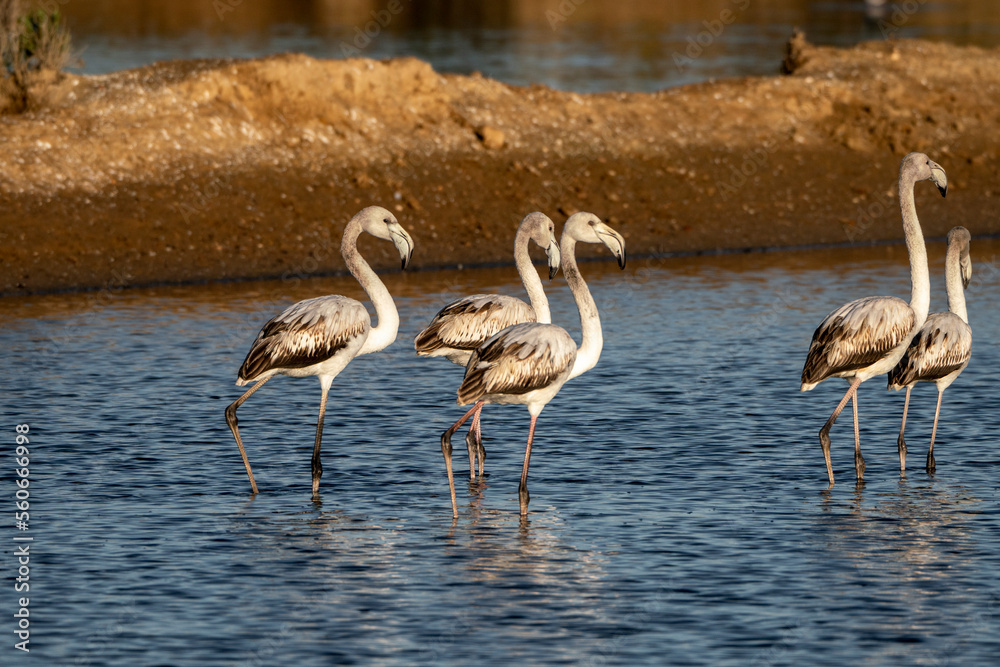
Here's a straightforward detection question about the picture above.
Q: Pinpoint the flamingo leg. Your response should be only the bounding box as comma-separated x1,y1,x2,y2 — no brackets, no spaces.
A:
441,403,479,517
518,414,538,516
224,375,274,494
852,385,865,482
927,388,945,473
440,433,458,519
465,431,476,479
475,410,485,478
897,386,912,473
311,376,333,497
818,376,863,486
464,402,485,480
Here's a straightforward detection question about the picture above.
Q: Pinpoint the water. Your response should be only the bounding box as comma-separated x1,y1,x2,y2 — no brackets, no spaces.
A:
2,239,999,665
64,0,1000,90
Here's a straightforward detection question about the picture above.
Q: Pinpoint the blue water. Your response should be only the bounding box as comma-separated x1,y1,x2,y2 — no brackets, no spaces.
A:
68,1,1000,90
2,239,999,665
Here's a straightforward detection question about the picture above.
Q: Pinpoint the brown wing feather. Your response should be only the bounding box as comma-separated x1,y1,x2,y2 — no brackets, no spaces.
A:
457,323,576,405
888,312,972,388
415,295,534,355
802,296,914,385
238,296,369,382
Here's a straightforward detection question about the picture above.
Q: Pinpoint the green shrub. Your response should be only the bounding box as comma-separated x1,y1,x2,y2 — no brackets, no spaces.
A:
1,0,72,112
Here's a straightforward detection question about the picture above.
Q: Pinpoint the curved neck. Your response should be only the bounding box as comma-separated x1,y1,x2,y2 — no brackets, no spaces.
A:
944,242,969,323
341,224,399,356
899,167,931,328
513,232,551,324
562,237,602,380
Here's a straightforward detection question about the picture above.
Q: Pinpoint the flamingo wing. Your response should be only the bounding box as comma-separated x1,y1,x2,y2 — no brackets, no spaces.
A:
802,296,915,386
238,295,370,383
415,294,535,356
457,323,576,405
888,312,972,388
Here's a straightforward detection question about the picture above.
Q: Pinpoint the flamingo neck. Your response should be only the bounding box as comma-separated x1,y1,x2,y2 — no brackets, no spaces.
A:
341,225,399,356
514,231,551,324
899,166,930,329
562,237,602,380
944,239,969,324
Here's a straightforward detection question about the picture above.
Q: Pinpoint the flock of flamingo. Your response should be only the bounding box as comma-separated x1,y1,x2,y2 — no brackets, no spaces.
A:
224,152,972,516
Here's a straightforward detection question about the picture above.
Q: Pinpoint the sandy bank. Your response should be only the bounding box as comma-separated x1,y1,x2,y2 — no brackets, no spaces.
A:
1,34,999,295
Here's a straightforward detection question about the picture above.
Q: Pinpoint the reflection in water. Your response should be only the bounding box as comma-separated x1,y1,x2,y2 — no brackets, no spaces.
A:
814,478,996,661
219,492,622,663
60,0,1000,89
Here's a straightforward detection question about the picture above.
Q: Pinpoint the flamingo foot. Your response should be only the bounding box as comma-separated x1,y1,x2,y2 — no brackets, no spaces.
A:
518,482,530,516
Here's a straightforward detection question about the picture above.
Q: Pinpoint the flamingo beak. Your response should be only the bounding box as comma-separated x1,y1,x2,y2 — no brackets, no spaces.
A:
389,223,414,270
598,226,627,270
546,239,561,280
929,163,948,198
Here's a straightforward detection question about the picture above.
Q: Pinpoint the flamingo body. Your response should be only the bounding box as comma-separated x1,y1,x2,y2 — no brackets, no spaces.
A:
887,225,973,472
225,205,414,496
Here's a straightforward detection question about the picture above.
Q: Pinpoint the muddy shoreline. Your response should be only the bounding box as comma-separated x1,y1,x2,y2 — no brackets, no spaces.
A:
2,35,999,296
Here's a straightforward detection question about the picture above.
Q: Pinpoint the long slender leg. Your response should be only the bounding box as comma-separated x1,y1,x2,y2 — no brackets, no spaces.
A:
518,414,539,516
897,386,912,473
464,402,483,479
818,376,863,487
464,402,485,480
224,375,274,494
442,404,479,517
465,431,476,479
475,412,485,478
927,388,944,473
852,385,865,482
441,434,458,518
311,376,333,497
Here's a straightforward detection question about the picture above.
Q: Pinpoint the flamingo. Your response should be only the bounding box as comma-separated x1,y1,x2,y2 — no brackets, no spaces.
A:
225,206,414,496
888,226,972,473
441,212,626,516
801,152,947,485
415,212,560,480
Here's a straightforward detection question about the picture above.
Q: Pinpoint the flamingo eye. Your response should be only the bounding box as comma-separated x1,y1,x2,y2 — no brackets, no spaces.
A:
384,218,391,224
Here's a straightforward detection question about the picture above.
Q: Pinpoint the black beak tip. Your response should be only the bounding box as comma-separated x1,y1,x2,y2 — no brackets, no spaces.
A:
939,184,948,198
618,254,627,270
548,266,558,280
